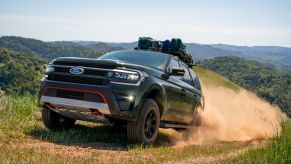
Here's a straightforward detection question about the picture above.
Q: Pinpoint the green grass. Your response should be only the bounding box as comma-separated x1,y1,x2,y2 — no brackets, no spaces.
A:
224,119,291,163
0,94,38,142
194,66,241,92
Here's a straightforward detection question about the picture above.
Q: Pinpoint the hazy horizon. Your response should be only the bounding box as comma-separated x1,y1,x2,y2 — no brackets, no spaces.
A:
1,0,291,47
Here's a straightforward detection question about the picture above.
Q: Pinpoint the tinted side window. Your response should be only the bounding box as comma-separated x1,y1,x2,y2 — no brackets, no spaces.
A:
189,69,201,90
168,58,180,69
180,64,193,85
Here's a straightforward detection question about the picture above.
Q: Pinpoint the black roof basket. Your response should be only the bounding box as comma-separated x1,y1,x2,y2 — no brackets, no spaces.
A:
134,37,193,66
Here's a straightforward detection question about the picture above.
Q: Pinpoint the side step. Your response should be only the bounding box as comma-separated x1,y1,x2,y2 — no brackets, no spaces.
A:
160,122,192,129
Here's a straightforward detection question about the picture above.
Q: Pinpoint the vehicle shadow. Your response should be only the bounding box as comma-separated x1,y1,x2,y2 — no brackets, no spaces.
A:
25,122,174,151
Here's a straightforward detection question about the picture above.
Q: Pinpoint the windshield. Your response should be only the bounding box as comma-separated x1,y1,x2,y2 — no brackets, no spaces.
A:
98,50,169,70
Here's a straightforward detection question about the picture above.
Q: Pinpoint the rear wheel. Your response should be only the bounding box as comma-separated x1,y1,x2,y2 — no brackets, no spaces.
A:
42,108,76,130
127,99,160,146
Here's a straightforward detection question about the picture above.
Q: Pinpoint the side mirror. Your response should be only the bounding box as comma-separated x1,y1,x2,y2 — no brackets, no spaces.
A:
187,64,198,68
170,67,185,76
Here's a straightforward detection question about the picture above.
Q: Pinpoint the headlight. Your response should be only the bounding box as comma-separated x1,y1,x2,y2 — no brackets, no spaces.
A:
106,71,139,81
45,66,54,74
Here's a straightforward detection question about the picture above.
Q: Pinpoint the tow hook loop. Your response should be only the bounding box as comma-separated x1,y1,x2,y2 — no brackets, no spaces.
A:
90,109,102,115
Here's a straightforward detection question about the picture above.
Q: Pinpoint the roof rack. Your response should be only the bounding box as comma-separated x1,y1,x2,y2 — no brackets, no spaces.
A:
134,37,193,66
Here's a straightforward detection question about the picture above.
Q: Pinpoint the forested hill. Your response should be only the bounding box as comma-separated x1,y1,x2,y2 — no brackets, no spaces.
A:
0,36,124,59
1,36,291,71
0,48,46,95
200,56,291,117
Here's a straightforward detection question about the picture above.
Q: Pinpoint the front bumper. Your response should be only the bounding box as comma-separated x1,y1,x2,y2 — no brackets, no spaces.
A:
40,96,110,114
39,80,138,123
40,96,111,123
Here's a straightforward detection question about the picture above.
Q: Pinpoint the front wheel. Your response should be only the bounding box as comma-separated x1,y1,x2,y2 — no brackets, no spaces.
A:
127,99,160,146
42,108,76,130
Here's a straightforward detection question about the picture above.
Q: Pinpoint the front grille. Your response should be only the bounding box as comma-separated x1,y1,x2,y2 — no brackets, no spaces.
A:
47,74,110,85
56,90,84,100
54,67,107,76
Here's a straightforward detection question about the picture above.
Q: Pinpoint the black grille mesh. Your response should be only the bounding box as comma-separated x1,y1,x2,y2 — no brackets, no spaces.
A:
47,74,109,85
44,88,105,103
56,90,84,100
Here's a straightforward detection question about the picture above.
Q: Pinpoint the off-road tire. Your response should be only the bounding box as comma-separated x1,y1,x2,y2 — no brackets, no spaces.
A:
42,108,76,130
127,99,160,146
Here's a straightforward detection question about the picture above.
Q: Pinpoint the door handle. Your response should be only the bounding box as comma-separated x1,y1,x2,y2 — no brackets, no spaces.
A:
180,88,187,97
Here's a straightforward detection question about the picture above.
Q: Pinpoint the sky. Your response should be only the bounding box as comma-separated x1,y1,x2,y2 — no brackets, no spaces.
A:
0,0,291,47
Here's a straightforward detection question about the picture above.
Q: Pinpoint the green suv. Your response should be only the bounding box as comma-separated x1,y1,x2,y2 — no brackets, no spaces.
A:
39,41,204,145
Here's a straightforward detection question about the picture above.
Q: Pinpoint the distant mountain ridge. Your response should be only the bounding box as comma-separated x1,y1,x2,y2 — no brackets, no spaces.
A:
107,41,291,71
0,36,120,59
1,36,291,71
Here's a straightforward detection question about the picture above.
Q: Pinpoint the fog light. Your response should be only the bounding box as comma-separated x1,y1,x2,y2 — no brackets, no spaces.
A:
128,95,134,101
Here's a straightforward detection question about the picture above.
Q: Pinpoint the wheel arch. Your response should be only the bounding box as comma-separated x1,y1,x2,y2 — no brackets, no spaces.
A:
141,84,165,117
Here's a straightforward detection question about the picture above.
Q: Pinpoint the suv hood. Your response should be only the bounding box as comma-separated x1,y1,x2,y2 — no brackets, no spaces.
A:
51,57,158,72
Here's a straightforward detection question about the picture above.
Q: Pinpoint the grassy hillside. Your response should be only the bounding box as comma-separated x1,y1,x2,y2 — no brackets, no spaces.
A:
193,66,240,92
201,56,291,117
225,120,290,163
0,67,289,163
0,48,46,95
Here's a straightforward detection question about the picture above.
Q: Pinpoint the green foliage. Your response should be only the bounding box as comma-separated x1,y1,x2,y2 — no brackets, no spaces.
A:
0,48,46,95
0,36,108,59
200,56,291,117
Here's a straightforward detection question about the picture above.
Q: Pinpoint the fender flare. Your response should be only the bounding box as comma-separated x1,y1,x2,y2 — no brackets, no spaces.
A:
140,84,166,117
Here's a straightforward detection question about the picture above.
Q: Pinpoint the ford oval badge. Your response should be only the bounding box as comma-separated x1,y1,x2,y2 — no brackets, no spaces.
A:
70,67,84,75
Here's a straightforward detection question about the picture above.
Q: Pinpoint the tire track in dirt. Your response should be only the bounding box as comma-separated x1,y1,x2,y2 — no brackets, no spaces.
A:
175,141,267,163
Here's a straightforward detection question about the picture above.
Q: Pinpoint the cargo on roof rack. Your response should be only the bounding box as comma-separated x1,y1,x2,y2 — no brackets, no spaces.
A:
134,37,193,65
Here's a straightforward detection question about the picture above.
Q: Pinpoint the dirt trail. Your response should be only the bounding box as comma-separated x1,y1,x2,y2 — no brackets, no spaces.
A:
172,85,285,147
11,139,133,162
175,144,262,164
10,138,261,163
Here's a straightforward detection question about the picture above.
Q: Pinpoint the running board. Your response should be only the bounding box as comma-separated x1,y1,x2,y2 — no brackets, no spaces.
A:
160,122,192,129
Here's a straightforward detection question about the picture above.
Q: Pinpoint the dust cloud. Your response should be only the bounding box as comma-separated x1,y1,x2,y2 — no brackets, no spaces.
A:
172,85,286,146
